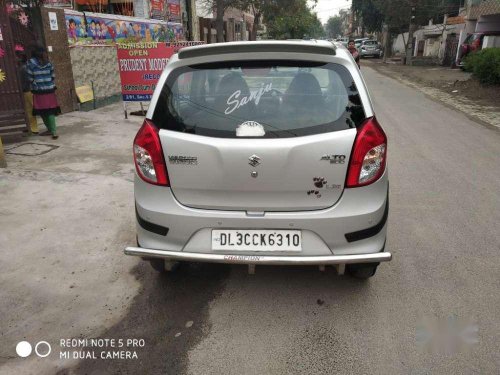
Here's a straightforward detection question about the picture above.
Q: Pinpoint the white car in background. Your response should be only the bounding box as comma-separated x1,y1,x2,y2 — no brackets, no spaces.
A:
355,37,370,49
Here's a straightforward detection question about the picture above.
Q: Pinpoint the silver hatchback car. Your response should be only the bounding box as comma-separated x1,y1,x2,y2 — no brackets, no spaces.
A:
125,41,391,279
359,40,383,58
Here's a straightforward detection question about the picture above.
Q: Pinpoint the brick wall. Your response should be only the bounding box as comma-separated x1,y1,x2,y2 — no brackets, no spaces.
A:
69,46,121,101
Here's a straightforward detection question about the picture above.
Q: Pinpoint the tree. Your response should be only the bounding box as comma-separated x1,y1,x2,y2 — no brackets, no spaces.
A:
238,0,268,41
307,12,325,39
352,0,384,34
325,16,342,39
369,0,457,63
201,0,324,42
264,0,324,39
237,0,322,40
351,0,462,62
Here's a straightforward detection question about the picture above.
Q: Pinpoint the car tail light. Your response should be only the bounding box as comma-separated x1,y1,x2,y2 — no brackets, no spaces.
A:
346,117,387,188
133,119,169,186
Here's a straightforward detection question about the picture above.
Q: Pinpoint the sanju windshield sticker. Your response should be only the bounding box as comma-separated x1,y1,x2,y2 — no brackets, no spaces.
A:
225,83,273,115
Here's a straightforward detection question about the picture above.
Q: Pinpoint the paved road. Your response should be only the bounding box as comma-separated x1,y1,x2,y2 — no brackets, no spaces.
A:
1,67,499,375
75,67,500,374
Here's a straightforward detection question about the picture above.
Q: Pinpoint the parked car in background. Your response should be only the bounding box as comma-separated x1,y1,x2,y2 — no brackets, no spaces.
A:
355,38,370,49
456,31,500,67
336,37,349,47
126,40,391,279
359,40,383,58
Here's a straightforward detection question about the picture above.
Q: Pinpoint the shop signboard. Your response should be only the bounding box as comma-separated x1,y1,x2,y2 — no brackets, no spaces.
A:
167,0,181,22
117,42,173,101
150,0,166,20
117,41,205,102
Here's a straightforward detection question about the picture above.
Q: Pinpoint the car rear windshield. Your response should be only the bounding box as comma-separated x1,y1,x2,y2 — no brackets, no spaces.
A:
363,41,378,45
152,60,365,138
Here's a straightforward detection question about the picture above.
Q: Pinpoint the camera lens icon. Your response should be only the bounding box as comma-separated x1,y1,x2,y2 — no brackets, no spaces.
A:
16,341,51,358
16,341,32,358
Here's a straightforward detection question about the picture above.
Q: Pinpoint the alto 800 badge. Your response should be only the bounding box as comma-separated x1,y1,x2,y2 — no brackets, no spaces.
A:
320,154,346,164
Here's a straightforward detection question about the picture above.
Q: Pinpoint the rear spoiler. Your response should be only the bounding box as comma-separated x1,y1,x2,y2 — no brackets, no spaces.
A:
178,41,336,60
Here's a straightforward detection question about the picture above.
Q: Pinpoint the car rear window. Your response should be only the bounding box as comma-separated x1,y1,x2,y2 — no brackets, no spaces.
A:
152,60,365,138
363,41,378,45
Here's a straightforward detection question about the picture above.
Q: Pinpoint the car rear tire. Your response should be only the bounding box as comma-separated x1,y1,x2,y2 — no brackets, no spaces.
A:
347,262,379,279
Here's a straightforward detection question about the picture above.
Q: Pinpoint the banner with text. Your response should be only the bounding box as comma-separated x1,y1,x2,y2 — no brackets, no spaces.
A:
167,0,181,22
117,41,205,101
150,0,165,20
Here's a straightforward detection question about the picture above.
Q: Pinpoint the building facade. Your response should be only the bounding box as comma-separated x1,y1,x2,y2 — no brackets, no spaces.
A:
195,0,255,43
465,0,500,33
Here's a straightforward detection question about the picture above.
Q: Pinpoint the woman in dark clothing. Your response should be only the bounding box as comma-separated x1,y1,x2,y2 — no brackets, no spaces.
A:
26,46,60,139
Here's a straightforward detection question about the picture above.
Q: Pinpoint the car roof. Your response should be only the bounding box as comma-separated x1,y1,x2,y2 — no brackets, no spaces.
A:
178,40,337,60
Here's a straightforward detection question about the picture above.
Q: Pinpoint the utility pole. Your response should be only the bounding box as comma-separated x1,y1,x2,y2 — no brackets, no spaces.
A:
382,24,390,63
406,3,416,65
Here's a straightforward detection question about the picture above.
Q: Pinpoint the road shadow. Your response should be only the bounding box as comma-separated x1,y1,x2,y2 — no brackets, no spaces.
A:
56,262,375,375
222,263,375,306
179,264,377,375
56,261,230,375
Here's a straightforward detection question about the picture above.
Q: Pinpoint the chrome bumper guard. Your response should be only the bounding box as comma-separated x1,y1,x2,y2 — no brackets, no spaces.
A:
124,246,392,265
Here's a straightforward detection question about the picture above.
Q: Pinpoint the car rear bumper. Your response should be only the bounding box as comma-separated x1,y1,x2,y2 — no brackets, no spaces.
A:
124,246,392,265
360,50,382,56
132,167,389,260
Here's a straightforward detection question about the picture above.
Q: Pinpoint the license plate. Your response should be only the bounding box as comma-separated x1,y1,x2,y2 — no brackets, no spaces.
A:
212,229,302,252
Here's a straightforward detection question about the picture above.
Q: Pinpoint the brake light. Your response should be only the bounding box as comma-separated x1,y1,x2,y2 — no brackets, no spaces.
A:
133,119,169,186
346,117,387,188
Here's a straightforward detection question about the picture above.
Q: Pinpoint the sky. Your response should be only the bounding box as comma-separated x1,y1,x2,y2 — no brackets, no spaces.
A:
308,0,352,24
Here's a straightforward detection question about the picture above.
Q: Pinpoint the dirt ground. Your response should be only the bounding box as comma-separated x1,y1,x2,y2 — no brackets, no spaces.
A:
363,59,500,109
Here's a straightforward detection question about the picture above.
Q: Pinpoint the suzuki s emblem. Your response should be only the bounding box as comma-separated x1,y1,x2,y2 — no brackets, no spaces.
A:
248,154,261,167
